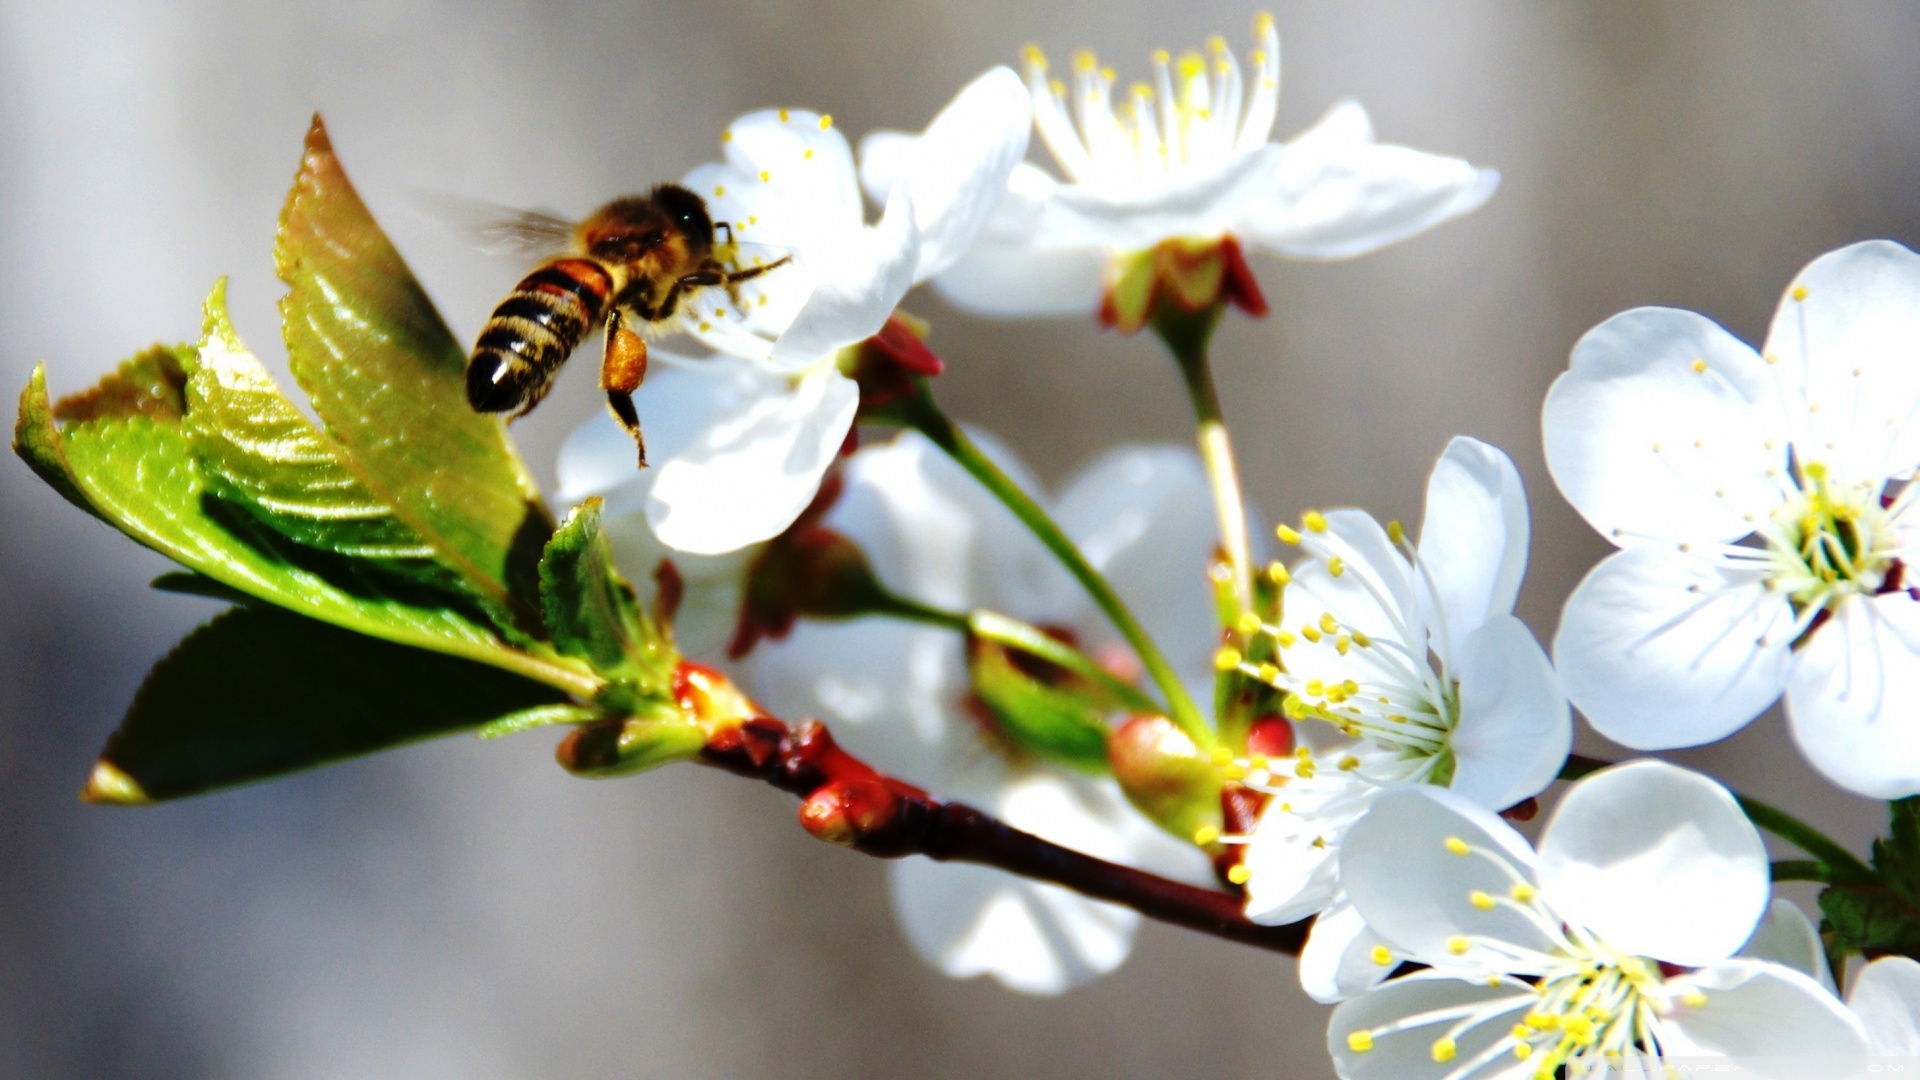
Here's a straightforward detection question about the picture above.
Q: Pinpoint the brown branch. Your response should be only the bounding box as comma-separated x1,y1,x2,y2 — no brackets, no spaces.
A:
690,714,1309,956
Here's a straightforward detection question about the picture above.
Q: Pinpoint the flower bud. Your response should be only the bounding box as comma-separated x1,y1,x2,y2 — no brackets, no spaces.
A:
1107,714,1223,843
967,635,1113,772
797,778,925,858
841,312,944,415
555,715,705,777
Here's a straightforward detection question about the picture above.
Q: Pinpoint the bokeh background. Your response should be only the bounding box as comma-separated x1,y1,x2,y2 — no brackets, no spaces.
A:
5,1,1920,1076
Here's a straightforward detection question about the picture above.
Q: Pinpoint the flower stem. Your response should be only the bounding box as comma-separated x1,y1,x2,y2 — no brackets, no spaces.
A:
1562,754,1875,884
700,707,1304,954
1154,304,1254,613
873,384,1211,744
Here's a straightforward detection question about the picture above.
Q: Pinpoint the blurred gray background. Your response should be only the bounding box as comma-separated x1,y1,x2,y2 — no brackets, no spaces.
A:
4,1,1920,1076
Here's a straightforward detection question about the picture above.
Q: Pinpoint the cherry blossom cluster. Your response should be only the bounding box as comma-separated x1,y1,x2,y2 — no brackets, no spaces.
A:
543,13,1920,1075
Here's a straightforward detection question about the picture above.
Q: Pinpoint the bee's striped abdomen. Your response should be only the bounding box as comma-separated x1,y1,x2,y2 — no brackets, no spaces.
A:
466,257,615,415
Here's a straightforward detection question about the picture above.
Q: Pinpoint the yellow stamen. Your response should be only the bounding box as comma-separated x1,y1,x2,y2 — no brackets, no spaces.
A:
1470,890,1496,911
1370,945,1393,966
1347,1031,1374,1053
1303,510,1328,533
1444,836,1470,856
1226,864,1251,885
1276,525,1301,545
1432,1037,1457,1063
1192,824,1221,845
1214,647,1243,671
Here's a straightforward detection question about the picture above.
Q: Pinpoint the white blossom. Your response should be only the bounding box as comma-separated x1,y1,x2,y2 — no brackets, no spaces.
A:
1546,239,1920,797
860,14,1497,321
1328,761,1866,1078
588,68,1031,556
1235,437,1569,975
742,430,1216,994
1848,956,1920,1055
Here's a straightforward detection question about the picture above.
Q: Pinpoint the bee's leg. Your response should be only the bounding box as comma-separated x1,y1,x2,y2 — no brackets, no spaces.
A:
599,307,650,468
720,254,793,286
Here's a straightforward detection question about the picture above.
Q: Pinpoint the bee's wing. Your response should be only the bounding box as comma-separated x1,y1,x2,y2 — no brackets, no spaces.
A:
412,189,577,258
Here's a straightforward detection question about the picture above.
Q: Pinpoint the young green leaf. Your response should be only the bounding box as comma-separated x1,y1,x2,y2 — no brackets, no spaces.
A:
15,366,599,697
968,638,1114,774
276,115,549,618
86,605,573,804
539,498,657,679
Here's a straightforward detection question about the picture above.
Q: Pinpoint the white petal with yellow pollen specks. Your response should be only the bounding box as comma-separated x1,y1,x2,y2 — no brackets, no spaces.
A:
1785,592,1920,798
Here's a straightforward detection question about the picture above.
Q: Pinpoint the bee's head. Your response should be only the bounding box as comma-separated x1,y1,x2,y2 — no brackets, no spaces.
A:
648,183,715,252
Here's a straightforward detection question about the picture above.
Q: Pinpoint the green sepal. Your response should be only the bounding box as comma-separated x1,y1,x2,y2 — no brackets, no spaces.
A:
85,605,572,804
554,713,707,778
967,637,1113,774
276,115,549,625
1108,714,1223,844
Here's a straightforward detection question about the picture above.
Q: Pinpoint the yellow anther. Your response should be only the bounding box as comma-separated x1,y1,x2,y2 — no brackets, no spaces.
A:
1192,824,1222,845
819,114,833,129
1236,612,1262,635
1351,630,1372,648
698,322,712,332
1022,43,1047,69
1338,755,1360,771
1073,48,1097,72
1347,1031,1374,1053
1805,461,1827,481
1100,65,1115,81
1470,890,1496,911
1341,680,1359,694
1049,78,1066,98
803,149,814,160
1267,562,1291,585
1274,630,1297,648
1682,991,1707,1009
1524,1013,1554,1030
1510,1024,1532,1040
1276,525,1302,545
1297,759,1316,779
1177,51,1206,79
1220,763,1248,781
1444,836,1471,856
759,170,771,182
1296,745,1313,759
1131,80,1153,100
1370,945,1393,966
1249,753,1269,771
1303,510,1328,533
1765,352,1779,365
1282,695,1306,720
778,108,790,122
1209,746,1234,766
1446,935,1470,956
1387,520,1405,545
1301,625,1322,643
1792,284,1809,301
720,130,733,143
713,185,726,196
1151,48,1170,66
1256,663,1280,683
1691,358,1708,374
1305,679,1325,696
1310,835,1326,848
1512,1041,1532,1061
1226,863,1251,885
1207,34,1228,53
1328,556,1346,578
1335,635,1350,656
1319,613,1339,634
1214,647,1243,671
1254,11,1276,35
1432,1037,1458,1063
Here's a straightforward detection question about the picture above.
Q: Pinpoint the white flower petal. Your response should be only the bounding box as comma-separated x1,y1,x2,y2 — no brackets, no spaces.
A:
1241,801,1346,926
1327,971,1529,1080
1665,959,1867,1060
679,161,819,338
1536,760,1767,967
766,185,919,372
1298,897,1395,1005
928,233,1109,318
1340,786,1552,968
645,369,858,554
1042,145,1277,249
1785,592,1920,799
1235,100,1500,261
858,66,1033,281
1416,436,1529,642
1054,444,1227,692
1763,240,1920,486
888,858,1136,996
1553,545,1793,749
1448,615,1570,812
1544,306,1785,546
1739,898,1834,993
717,107,863,237
1848,955,1920,1055
556,360,734,513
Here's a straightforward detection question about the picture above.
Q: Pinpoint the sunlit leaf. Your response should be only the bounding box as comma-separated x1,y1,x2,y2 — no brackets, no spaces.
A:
540,498,653,677
276,114,549,623
86,605,572,804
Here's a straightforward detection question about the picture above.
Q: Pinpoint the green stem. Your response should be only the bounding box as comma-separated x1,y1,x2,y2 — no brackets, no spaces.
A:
872,594,1167,716
1156,304,1253,614
873,385,1211,744
1769,859,1833,884
1562,755,1875,884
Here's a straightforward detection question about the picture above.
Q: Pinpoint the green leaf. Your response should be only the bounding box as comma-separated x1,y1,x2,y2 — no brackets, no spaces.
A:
85,605,572,804
187,279,446,563
276,115,548,619
967,638,1113,774
1877,797,1920,905
1819,883,1920,956
539,498,657,679
15,366,599,698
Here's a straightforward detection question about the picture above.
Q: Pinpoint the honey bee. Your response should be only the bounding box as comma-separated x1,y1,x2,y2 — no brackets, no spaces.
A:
464,183,789,464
